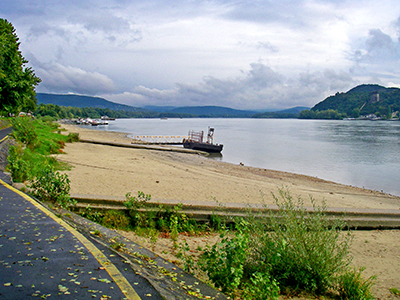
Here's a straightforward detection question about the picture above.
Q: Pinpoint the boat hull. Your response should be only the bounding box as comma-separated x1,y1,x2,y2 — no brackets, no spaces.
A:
183,141,223,153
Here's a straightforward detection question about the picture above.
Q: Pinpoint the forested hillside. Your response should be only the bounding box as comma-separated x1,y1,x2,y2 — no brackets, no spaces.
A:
300,84,400,119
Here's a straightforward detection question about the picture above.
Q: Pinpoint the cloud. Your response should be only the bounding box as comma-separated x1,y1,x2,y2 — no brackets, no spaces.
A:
350,26,400,84
104,62,356,109
35,63,116,95
4,0,400,109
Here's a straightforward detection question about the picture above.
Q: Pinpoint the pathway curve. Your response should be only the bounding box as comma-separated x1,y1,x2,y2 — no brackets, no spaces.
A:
0,172,160,299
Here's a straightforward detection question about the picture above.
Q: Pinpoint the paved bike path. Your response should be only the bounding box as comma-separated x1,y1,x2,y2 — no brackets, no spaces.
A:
0,173,162,299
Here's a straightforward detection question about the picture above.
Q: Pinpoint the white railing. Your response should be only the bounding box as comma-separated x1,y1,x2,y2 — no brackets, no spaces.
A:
132,135,188,144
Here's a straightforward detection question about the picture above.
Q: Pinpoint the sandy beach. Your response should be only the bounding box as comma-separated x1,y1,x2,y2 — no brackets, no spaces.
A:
57,123,400,299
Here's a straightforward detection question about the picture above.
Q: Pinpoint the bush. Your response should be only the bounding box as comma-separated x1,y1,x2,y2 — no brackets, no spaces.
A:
66,132,79,142
198,220,250,295
338,268,375,300
244,189,353,294
7,144,31,182
29,165,74,208
197,189,354,297
124,191,151,227
11,117,37,149
242,271,280,300
101,210,131,230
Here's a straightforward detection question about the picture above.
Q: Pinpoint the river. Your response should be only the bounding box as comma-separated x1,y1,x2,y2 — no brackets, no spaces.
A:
89,118,400,196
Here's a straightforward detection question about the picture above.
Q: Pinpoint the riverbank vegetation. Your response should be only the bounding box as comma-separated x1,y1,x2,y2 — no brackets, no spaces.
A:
79,189,376,300
4,116,378,299
5,116,78,207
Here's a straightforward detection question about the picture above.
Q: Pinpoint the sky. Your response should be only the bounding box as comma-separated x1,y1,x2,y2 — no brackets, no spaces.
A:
2,0,400,110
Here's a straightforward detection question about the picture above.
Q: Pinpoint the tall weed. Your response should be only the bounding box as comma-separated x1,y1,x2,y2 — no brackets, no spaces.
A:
338,267,375,300
246,188,352,294
198,220,250,295
11,117,37,149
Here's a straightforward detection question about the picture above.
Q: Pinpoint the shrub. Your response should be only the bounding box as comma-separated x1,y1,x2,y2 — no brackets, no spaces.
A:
101,210,131,230
66,132,79,142
29,165,74,208
11,117,37,149
7,144,31,182
338,267,375,300
242,271,280,300
124,191,151,227
245,189,353,294
198,220,250,295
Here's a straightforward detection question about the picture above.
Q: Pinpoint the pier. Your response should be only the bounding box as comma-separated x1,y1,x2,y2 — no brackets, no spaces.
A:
131,135,188,145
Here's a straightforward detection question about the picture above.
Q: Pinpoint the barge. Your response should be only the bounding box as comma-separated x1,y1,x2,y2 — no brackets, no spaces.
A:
183,127,223,153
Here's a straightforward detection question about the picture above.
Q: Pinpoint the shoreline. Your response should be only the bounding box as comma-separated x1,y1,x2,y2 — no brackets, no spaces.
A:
58,123,400,210
57,123,400,299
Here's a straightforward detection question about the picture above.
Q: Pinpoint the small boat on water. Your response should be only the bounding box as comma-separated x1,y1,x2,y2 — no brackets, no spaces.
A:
183,127,223,153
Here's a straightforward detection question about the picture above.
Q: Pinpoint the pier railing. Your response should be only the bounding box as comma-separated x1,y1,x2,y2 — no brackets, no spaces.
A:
131,135,188,144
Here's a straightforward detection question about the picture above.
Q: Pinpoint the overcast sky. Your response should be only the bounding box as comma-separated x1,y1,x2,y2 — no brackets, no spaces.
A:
2,0,400,110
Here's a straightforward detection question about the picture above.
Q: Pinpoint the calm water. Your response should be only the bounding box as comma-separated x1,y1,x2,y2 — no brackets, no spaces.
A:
90,118,400,196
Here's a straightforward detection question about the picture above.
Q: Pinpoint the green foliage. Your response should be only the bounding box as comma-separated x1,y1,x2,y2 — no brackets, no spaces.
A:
337,267,375,300
11,116,37,149
78,205,104,224
390,287,400,296
0,19,41,115
66,132,79,142
242,272,280,300
7,144,31,182
299,109,346,120
198,220,250,295
304,84,400,119
7,144,58,182
176,240,196,273
7,117,71,181
196,189,356,298
102,210,131,230
246,189,352,294
35,103,161,119
124,191,152,227
29,165,75,208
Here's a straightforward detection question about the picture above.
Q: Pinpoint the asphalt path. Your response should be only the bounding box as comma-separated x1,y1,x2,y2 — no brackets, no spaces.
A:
0,127,227,300
0,127,12,142
0,171,163,299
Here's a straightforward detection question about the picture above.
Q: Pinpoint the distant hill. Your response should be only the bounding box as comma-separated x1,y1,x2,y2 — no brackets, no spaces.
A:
169,106,256,117
36,93,142,112
252,106,309,118
309,84,400,118
36,93,308,118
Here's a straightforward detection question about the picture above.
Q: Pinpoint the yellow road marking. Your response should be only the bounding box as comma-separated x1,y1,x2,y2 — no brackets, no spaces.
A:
0,179,141,300
0,135,8,143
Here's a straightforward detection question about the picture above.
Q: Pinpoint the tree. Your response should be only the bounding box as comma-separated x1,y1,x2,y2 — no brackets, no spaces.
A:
0,19,41,115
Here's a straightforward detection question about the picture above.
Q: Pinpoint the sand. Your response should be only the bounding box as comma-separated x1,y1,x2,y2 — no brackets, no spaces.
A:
57,123,400,299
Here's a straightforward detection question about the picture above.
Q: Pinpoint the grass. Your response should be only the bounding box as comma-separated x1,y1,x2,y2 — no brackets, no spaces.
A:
390,287,400,296
77,189,376,300
7,116,78,207
7,117,75,183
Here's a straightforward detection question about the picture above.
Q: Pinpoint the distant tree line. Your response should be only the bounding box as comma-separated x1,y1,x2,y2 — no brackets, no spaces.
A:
34,103,207,119
252,112,300,119
299,109,346,120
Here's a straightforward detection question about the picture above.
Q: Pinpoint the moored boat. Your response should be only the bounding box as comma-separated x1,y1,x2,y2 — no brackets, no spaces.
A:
183,127,223,153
